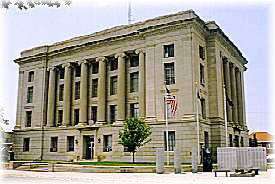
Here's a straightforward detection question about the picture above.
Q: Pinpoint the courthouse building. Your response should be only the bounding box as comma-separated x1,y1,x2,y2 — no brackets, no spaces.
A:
13,10,249,162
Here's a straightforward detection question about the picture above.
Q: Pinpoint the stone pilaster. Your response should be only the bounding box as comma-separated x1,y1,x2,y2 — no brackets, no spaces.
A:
47,67,56,127
115,52,127,123
78,60,88,126
96,57,107,124
15,70,24,129
230,63,238,123
135,49,146,118
62,63,72,126
223,59,232,122
236,68,243,125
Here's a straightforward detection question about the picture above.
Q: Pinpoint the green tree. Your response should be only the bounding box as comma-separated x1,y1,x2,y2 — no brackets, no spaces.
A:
119,118,151,163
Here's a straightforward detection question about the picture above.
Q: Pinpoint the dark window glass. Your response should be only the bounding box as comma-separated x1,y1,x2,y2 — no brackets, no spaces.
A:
234,135,239,147
57,110,63,126
25,111,32,127
164,131,175,151
59,84,64,101
59,68,65,79
164,44,174,58
110,76,117,95
67,136,74,152
229,134,233,147
28,71,34,82
75,65,81,77
204,131,209,148
75,82,80,100
74,109,79,125
199,45,205,60
92,62,99,74
200,98,206,119
164,63,175,85
23,138,30,152
27,86,33,103
91,106,97,123
130,72,139,93
92,78,98,97
200,64,205,86
130,103,139,118
240,137,244,147
109,58,118,71
110,105,117,123
103,135,112,152
130,55,139,67
50,137,58,152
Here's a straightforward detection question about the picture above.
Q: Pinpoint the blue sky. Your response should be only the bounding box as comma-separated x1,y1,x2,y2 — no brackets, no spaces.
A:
0,0,272,132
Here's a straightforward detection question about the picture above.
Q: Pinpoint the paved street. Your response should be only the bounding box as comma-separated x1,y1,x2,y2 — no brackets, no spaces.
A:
1,169,274,184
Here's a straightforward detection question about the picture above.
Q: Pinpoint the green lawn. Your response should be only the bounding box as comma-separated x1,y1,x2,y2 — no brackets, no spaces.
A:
78,161,155,166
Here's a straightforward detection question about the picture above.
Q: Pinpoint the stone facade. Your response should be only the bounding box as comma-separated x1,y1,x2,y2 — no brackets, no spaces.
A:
13,10,249,163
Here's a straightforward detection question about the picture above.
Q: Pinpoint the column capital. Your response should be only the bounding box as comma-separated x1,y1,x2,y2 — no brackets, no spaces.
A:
62,62,72,68
96,56,107,63
135,48,145,55
229,62,236,69
78,60,89,65
47,66,56,71
115,52,127,59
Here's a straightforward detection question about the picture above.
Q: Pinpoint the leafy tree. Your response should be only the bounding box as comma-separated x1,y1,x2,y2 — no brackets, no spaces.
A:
119,118,151,163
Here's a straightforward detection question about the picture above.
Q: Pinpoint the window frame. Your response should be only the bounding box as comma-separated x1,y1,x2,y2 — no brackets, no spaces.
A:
91,106,97,123
28,71,34,82
25,111,32,127
103,135,112,152
74,109,79,125
130,72,139,93
57,110,63,126
110,105,117,123
27,86,34,103
163,44,174,58
75,65,81,77
59,84,64,101
130,103,139,118
164,62,175,85
67,136,75,152
110,76,118,95
23,138,30,152
50,137,58,152
74,81,80,100
164,131,176,151
91,78,98,97
130,55,139,67
91,62,99,74
200,63,205,86
199,45,205,60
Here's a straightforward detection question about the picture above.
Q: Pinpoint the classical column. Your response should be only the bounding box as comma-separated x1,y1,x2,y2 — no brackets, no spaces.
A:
240,71,246,125
96,57,107,124
230,63,238,123
223,59,232,122
15,71,24,129
47,67,56,127
236,68,243,125
62,63,72,126
115,52,127,122
135,49,146,118
78,60,88,126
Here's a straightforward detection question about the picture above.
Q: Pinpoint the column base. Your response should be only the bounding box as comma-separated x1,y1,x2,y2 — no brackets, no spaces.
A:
76,122,87,127
14,125,21,130
113,120,124,126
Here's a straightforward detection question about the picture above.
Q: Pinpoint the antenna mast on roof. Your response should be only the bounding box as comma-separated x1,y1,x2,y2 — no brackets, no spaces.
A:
128,1,132,24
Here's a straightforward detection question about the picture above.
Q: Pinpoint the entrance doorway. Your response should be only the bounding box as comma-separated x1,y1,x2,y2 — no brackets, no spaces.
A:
83,135,95,160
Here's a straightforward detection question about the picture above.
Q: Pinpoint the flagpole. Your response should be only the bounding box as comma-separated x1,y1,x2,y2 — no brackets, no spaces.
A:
195,82,200,164
165,93,169,166
223,84,228,147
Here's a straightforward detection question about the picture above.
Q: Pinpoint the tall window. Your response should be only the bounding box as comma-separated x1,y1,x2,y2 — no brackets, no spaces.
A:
67,136,74,152
74,109,79,125
130,55,139,67
204,131,209,148
234,135,239,147
130,103,139,117
91,78,98,97
164,44,174,58
91,106,97,123
28,71,34,82
110,76,117,95
59,68,64,79
27,86,33,103
103,135,112,152
58,110,63,126
199,45,205,60
164,131,175,151
50,137,58,152
75,82,80,100
164,63,175,85
59,84,64,101
200,98,206,119
110,105,117,123
200,64,205,86
25,111,32,127
92,62,99,74
75,65,81,77
240,137,244,147
130,72,139,92
229,134,233,147
23,138,30,152
109,58,118,71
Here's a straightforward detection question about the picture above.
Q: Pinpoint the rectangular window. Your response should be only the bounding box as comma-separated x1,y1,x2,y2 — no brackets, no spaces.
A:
110,76,117,95
92,62,99,74
229,134,233,147
23,138,30,152
75,82,80,100
200,98,206,119
164,131,175,151
25,111,32,127
59,68,64,79
240,137,244,147
75,65,81,77
91,78,98,97
164,63,175,85
130,72,139,93
74,109,79,125
103,135,112,152
109,58,118,71
59,84,64,101
110,105,117,123
204,131,209,148
130,103,139,118
199,45,205,60
27,86,33,103
164,44,174,58
28,71,34,82
91,106,97,123
234,135,239,147
130,55,139,67
200,63,205,86
50,137,58,152
58,110,63,126
67,136,74,152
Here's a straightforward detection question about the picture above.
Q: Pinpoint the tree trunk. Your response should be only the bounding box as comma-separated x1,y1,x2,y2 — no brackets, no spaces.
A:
132,151,135,163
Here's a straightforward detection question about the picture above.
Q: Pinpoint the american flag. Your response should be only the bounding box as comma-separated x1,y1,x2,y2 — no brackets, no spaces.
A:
165,95,178,116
